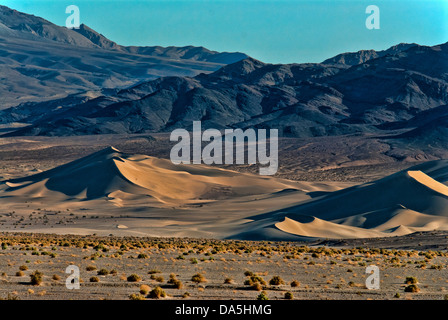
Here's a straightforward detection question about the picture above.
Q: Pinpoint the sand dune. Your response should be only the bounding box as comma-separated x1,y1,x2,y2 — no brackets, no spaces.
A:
0,146,302,205
2,147,448,240
257,164,448,239
275,216,385,239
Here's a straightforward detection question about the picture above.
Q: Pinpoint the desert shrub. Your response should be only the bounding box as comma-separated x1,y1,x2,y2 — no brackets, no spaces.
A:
284,292,293,300
405,277,418,284
404,284,420,293
86,266,97,271
252,282,263,291
257,291,268,300
97,268,109,276
269,276,285,286
52,274,61,281
173,280,183,289
137,253,148,259
167,273,177,283
15,271,24,277
148,269,161,274
224,277,233,284
19,265,28,271
190,258,198,264
245,275,266,286
90,276,99,283
150,274,164,282
191,273,206,283
140,284,151,295
110,269,118,275
30,271,43,286
290,280,300,287
127,274,141,282
182,292,190,298
148,286,166,299
244,270,254,277
394,292,401,298
129,293,145,300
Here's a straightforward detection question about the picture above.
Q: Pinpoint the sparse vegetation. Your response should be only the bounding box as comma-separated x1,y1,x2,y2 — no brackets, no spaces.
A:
30,271,43,286
97,268,109,276
269,276,285,286
257,291,268,300
140,284,151,295
290,280,300,287
405,277,418,284
129,293,146,300
404,284,420,293
191,273,206,284
127,274,141,282
148,286,166,299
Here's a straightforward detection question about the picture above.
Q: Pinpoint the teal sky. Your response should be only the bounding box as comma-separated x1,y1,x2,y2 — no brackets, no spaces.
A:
2,0,447,63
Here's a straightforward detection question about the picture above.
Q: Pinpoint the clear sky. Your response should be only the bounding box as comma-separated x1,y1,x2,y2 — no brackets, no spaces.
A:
1,0,447,63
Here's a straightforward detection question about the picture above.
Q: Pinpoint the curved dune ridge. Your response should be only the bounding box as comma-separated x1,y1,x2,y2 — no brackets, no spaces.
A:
0,146,301,205
264,167,448,239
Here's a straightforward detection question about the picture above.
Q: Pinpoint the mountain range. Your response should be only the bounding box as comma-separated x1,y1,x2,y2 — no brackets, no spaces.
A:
0,5,247,108
0,5,447,153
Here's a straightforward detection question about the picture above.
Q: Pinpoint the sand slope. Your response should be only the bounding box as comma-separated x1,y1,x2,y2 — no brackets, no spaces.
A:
247,162,448,240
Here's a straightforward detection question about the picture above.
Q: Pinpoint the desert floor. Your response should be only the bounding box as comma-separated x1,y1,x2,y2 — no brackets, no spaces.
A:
0,232,447,300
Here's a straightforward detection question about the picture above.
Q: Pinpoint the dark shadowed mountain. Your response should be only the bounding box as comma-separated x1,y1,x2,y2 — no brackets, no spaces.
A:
3,41,447,140
0,5,248,108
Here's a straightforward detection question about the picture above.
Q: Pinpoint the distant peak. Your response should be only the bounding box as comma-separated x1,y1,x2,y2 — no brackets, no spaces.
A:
212,57,266,78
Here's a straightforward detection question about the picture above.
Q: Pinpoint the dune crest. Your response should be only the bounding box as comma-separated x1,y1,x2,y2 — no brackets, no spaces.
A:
407,170,448,197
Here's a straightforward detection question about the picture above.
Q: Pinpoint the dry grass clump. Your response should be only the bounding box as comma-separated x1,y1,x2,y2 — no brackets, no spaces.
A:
97,268,109,276
191,273,206,284
290,280,300,287
127,274,141,282
404,284,420,293
167,273,183,289
224,277,233,284
269,276,285,286
129,293,146,300
405,277,418,284
148,286,166,299
139,284,151,295
30,271,43,286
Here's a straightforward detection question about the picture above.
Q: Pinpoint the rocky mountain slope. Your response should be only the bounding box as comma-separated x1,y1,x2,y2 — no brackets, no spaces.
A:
0,5,247,108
